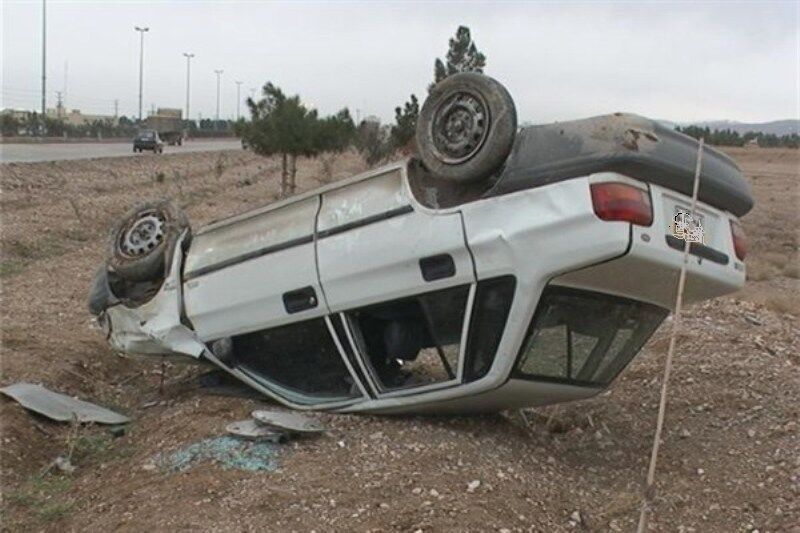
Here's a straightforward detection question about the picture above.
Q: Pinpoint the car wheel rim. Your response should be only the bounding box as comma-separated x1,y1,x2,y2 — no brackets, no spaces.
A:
119,211,166,258
430,90,490,164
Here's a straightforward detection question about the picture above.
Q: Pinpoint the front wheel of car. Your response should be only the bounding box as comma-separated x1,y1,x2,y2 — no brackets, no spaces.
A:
107,200,191,282
416,72,517,183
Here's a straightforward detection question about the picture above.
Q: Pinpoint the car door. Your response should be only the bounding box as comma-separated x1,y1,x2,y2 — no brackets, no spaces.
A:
316,167,476,396
183,196,324,341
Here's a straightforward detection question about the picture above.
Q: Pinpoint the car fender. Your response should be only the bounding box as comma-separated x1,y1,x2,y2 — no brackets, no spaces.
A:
103,232,204,358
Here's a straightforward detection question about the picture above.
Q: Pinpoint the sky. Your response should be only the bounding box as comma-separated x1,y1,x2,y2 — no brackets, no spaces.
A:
2,1,798,125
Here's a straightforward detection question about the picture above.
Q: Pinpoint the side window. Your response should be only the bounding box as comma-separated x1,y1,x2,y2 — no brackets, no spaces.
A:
347,285,469,391
514,287,667,386
231,318,360,401
463,276,516,382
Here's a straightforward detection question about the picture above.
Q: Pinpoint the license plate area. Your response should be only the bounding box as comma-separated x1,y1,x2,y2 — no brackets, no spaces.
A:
663,194,721,249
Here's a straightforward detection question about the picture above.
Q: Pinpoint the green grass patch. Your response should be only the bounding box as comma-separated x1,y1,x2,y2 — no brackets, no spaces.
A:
0,259,24,277
6,474,75,523
37,500,76,522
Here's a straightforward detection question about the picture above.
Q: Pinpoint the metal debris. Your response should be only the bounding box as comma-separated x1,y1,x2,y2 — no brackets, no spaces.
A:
226,419,287,442
0,382,130,425
251,410,326,433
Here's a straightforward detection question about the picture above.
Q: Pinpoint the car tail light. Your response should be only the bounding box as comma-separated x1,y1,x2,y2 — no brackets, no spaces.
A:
590,182,653,226
730,219,747,260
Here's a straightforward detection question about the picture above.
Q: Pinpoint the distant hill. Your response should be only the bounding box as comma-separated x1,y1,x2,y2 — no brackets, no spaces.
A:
659,119,798,136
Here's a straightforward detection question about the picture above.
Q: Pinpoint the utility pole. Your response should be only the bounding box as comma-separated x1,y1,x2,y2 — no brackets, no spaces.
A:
63,60,68,109
134,26,149,122
235,81,243,120
55,90,62,119
41,0,46,132
214,69,223,125
114,99,119,118
182,53,194,123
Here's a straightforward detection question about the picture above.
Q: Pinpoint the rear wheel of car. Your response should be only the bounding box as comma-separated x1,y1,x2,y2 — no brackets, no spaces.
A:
416,72,517,183
107,200,190,282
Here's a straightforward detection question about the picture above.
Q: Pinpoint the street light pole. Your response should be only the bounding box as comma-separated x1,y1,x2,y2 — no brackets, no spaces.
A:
235,81,243,120
41,0,46,126
134,26,149,122
183,53,194,122
214,69,223,124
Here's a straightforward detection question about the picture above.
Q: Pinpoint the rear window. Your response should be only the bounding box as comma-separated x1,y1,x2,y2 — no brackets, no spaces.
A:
514,287,667,387
137,132,154,140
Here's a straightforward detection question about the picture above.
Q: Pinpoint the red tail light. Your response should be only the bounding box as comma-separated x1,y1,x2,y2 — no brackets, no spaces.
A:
730,220,747,260
590,182,653,226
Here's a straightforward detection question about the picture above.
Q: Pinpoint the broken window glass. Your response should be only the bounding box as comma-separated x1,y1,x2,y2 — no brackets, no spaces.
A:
347,285,470,391
514,287,667,386
231,318,360,401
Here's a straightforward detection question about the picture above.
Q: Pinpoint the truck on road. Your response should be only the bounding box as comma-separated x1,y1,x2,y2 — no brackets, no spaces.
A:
146,108,185,146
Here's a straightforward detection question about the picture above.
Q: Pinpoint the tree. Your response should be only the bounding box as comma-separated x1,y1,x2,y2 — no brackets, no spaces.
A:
430,25,486,90
244,83,312,195
314,109,356,180
356,118,393,166
390,94,419,151
1,114,21,136
244,82,357,195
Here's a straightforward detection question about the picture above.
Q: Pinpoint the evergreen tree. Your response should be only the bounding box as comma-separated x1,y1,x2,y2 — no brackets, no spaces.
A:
243,82,357,195
430,25,487,91
390,94,419,150
244,83,315,195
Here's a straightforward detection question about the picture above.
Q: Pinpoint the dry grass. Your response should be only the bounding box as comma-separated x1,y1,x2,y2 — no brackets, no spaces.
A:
783,258,800,279
745,251,796,281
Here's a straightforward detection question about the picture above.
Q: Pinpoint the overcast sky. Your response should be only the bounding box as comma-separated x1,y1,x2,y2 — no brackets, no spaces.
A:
2,1,798,124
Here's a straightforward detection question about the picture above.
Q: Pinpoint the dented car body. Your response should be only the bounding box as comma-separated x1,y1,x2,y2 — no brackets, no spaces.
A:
93,72,753,415
92,110,753,414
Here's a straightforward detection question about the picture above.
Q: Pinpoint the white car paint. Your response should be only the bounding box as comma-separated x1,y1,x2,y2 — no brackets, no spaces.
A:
102,160,746,414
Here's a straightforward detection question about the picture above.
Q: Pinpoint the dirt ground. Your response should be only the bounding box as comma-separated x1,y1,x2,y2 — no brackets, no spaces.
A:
1,146,798,531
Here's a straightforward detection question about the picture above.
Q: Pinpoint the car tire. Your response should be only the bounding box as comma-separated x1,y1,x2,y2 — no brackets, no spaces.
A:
107,200,191,282
416,72,517,183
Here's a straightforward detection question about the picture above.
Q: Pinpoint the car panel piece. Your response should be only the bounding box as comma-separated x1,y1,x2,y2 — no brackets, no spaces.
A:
0,383,130,425
226,419,287,442
251,410,326,433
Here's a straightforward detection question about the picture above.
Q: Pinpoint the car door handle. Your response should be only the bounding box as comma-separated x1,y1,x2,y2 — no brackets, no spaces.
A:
419,254,456,282
283,286,318,314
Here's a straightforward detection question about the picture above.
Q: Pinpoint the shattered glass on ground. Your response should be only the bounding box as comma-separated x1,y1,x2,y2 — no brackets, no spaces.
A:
156,436,280,472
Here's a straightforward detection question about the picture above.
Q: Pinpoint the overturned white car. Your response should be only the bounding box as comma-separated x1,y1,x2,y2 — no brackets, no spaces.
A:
89,74,753,414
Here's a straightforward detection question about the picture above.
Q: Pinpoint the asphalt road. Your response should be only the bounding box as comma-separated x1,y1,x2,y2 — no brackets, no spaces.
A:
0,139,243,163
